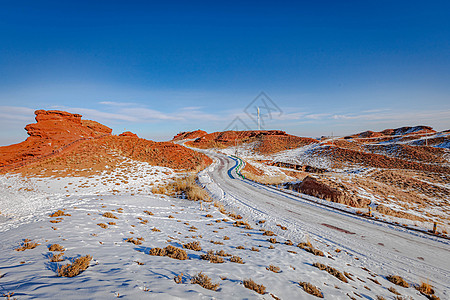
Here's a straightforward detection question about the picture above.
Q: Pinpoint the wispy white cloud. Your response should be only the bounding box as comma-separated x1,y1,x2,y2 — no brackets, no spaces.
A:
0,106,36,121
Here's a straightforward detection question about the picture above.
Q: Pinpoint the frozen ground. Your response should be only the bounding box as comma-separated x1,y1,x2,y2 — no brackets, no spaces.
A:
0,155,449,299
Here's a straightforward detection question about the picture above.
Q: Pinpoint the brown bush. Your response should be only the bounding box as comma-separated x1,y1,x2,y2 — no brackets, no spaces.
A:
268,238,277,244
236,246,245,249
251,247,260,252
49,210,70,217
108,222,116,225
15,239,40,251
223,236,230,240
97,223,108,229
191,272,219,291
143,210,154,215
183,241,202,251
149,245,187,260
201,250,224,263
312,263,348,283
388,287,401,295
126,237,144,245
285,240,293,246
50,252,65,262
243,278,266,295
205,214,213,218
102,212,118,219
174,273,183,284
167,176,212,201
48,244,65,252
229,255,244,264
262,230,275,236
57,255,92,277
298,242,324,256
151,227,161,232
299,281,324,298
266,265,281,273
416,281,435,295
386,275,409,287
215,250,231,257
276,224,287,230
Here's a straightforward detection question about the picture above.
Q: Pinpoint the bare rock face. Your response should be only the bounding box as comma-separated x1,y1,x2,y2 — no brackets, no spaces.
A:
0,110,112,169
119,131,138,138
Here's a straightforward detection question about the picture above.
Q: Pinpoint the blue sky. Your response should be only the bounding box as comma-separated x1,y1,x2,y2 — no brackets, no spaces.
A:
1,0,449,145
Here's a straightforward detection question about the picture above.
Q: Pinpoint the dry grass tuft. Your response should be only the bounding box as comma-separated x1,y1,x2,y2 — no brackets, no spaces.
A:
183,241,202,251
102,212,118,219
143,210,154,215
50,252,65,262
215,250,231,257
174,273,183,284
126,237,144,245
236,245,245,250
299,281,324,298
191,272,220,291
48,244,65,252
298,242,324,256
205,214,213,218
201,250,225,263
149,245,188,260
151,227,161,232
285,240,294,246
388,286,401,295
57,255,92,277
386,275,409,287
223,236,230,240
262,230,276,236
49,210,70,217
251,247,260,252
167,175,212,201
108,222,116,225
266,265,281,273
268,238,278,244
312,263,348,283
15,239,40,251
97,223,108,229
243,278,266,295
229,255,244,264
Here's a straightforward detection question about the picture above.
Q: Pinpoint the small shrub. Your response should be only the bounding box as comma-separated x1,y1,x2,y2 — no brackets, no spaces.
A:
312,263,348,283
57,255,92,277
285,240,293,246
50,252,64,262
276,224,287,230
97,223,108,229
102,212,118,219
108,222,116,225
223,236,230,240
388,286,401,295
149,245,187,260
151,227,161,232
386,275,409,288
243,278,266,295
143,210,154,215
174,273,183,284
298,242,324,256
236,246,245,250
15,239,40,251
416,281,434,295
49,210,70,217
205,214,213,218
183,241,202,251
48,244,65,252
191,272,219,291
229,255,244,264
268,238,277,244
215,250,231,257
263,230,275,236
266,265,281,273
299,281,323,298
126,237,144,245
210,240,224,245
201,250,224,263
251,247,260,252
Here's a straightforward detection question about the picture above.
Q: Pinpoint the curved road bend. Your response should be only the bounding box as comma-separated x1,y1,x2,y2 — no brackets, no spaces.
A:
202,151,450,288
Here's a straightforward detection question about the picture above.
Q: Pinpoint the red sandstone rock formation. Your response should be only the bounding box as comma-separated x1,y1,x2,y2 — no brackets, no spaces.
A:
119,131,138,138
172,130,208,141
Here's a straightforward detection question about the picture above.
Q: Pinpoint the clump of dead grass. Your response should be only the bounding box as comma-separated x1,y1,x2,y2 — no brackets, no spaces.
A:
143,210,154,215
243,278,266,295
386,275,409,287
149,245,188,260
312,263,348,283
174,273,183,284
183,241,202,251
388,286,401,295
191,272,220,291
97,223,108,229
126,237,144,245
167,175,212,201
298,241,324,257
102,212,118,219
49,210,70,217
201,250,224,263
48,244,65,252
50,252,65,262
15,239,40,251
299,281,324,298
229,255,244,264
266,265,281,273
57,255,92,277
262,230,276,236
268,238,278,244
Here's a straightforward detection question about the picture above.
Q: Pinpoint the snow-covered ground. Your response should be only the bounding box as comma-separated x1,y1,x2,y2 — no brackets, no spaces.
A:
1,155,449,299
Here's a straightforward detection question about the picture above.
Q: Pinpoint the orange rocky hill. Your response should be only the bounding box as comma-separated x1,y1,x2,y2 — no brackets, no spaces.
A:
0,110,211,176
172,130,207,141
185,130,318,154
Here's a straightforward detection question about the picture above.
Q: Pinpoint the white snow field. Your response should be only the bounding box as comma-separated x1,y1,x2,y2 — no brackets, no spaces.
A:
0,154,449,299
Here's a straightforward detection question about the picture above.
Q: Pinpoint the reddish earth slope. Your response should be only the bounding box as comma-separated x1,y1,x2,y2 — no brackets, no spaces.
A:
186,130,318,154
172,130,207,141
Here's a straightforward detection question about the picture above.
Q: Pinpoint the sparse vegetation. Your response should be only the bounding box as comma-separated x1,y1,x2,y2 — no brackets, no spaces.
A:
174,273,183,284
102,212,118,219
266,265,281,273
201,250,224,263
97,223,108,229
143,210,154,215
386,275,409,287
312,263,348,283
298,241,324,256
299,281,324,298
49,252,65,262
149,245,188,260
15,239,40,251
166,175,212,201
388,286,401,295
243,278,266,295
48,244,65,251
57,255,92,277
49,210,71,217
191,272,220,291
125,237,144,245
183,241,202,251
229,255,244,264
